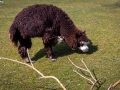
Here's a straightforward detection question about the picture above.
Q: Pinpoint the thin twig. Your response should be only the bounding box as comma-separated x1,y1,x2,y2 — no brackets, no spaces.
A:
0,57,66,90
40,76,67,90
108,85,112,90
108,80,120,90
69,57,103,90
73,70,94,84
68,57,87,72
68,57,96,82
90,77,103,90
0,57,44,76
27,49,34,67
81,59,96,81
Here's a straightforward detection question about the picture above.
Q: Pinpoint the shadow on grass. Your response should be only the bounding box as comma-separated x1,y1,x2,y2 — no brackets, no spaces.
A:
92,70,106,90
77,69,106,90
32,41,98,61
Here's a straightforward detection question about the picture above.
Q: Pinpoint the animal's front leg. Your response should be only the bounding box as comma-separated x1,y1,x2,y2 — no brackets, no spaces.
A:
18,46,35,63
18,46,29,62
45,45,56,61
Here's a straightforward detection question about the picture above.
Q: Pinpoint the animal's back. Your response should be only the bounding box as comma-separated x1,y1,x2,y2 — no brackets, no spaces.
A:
15,4,60,22
12,4,73,38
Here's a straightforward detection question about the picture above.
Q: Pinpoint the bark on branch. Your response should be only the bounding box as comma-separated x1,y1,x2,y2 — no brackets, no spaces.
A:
0,57,66,90
108,80,120,90
68,57,103,90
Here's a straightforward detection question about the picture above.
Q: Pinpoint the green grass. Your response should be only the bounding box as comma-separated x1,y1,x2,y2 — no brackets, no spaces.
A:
0,0,120,90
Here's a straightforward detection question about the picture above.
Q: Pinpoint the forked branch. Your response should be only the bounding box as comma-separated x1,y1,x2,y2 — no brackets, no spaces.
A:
0,57,66,90
68,57,103,90
108,80,120,90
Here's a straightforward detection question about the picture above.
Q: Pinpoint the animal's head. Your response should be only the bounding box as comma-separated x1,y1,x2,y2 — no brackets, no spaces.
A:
65,30,90,52
76,31,90,52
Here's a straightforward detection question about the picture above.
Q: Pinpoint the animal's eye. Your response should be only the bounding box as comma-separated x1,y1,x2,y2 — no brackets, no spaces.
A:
80,41,83,44
79,42,84,46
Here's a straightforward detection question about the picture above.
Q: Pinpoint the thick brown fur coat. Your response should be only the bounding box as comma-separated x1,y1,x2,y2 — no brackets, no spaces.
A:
9,4,89,61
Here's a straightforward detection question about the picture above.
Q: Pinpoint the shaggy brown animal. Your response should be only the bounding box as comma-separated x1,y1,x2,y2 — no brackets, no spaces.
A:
9,4,90,62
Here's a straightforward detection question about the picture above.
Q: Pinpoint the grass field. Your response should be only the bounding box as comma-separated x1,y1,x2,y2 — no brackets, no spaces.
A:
0,0,120,90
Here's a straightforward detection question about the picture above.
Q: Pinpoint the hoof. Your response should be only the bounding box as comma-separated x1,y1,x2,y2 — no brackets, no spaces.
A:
51,58,56,62
24,57,35,63
28,60,36,63
49,57,56,62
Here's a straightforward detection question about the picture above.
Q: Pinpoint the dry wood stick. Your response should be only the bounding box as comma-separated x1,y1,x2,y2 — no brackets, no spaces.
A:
0,57,66,90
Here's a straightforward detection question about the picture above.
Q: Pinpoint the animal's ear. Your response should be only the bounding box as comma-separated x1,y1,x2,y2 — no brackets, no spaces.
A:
83,31,86,33
76,31,82,38
76,31,86,38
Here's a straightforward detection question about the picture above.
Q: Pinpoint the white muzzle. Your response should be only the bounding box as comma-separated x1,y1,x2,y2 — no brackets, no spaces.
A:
79,45,89,52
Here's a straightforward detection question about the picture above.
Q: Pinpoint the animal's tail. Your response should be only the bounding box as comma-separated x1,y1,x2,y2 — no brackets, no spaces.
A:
9,23,20,47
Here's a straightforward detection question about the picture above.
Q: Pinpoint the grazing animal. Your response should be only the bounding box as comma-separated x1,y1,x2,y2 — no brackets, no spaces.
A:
9,4,90,62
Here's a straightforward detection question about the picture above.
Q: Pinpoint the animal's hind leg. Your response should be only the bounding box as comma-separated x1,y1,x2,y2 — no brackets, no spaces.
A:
18,38,34,63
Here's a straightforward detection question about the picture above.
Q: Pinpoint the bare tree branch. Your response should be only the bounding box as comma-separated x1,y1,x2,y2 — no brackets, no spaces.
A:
81,59,96,81
27,49,34,67
108,80,120,90
68,57,87,72
68,57,104,90
0,57,66,90
73,70,94,84
90,77,103,90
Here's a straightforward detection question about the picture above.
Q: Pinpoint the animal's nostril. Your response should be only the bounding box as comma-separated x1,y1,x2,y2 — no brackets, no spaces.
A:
81,44,84,46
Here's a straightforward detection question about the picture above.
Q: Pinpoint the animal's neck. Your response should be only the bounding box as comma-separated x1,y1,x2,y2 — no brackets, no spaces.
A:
60,23,77,38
